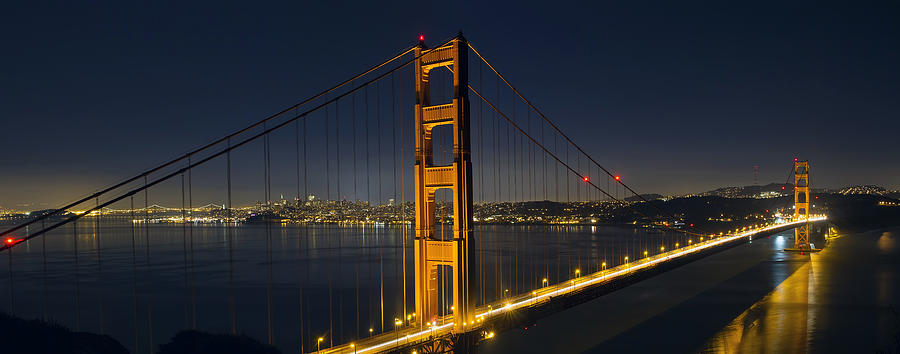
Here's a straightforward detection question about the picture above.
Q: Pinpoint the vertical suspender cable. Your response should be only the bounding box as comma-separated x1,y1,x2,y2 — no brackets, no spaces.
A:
512,99,517,202
352,83,358,201
478,60,485,306
566,146,570,202
511,99,517,293
74,219,80,330
543,123,549,280
506,113,511,203
325,106,334,344
337,94,342,202
130,196,140,354
495,75,500,205
377,80,385,333
494,74,501,297
41,219,47,320
265,129,274,345
7,227,13,316
338,214,343,344
364,85,374,333
366,87,371,203
96,197,104,334
526,110,532,287
554,135,560,283
226,139,236,334
392,71,398,218
326,105,331,201
399,67,408,320
188,160,196,328
336,98,344,345
377,79,383,204
391,71,402,322
304,117,308,202
181,173,189,328
144,176,153,352
351,88,360,339
294,116,305,354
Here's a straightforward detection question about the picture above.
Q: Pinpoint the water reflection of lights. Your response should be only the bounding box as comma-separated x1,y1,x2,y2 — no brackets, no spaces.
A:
877,232,896,253
775,235,786,248
704,262,813,353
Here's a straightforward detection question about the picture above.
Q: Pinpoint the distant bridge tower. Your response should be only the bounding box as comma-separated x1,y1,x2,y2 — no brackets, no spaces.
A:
412,35,475,331
790,159,814,250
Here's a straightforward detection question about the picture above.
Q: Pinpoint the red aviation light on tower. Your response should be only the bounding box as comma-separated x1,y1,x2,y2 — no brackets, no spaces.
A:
794,158,799,162
418,35,425,42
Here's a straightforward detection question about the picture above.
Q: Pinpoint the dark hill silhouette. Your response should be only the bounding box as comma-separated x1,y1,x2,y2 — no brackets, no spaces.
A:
0,312,128,354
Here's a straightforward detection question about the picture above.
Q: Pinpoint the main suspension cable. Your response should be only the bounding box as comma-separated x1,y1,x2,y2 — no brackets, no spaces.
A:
469,84,706,237
0,45,421,240
1,36,459,252
468,42,693,229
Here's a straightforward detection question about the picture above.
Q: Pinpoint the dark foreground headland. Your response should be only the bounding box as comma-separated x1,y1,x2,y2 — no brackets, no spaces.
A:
0,312,280,354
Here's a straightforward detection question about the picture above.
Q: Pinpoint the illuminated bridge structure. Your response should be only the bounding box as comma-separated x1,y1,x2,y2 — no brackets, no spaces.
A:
0,33,827,353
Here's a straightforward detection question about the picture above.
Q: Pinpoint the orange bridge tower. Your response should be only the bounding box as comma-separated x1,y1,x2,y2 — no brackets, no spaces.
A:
412,34,475,331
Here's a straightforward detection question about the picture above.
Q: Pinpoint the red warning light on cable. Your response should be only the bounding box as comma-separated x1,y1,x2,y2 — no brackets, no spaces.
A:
583,176,589,182
5,238,15,245
614,175,620,181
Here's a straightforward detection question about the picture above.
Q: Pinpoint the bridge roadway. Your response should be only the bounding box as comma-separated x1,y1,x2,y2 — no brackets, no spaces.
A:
318,216,827,354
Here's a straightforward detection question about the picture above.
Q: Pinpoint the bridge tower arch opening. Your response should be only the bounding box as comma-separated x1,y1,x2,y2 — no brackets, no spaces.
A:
412,35,475,331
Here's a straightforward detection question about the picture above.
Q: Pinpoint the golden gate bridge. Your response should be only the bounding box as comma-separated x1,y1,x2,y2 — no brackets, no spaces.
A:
0,33,824,353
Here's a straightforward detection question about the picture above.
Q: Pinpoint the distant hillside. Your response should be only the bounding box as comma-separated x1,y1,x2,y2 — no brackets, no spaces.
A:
838,185,900,199
625,194,664,202
697,183,789,199
695,183,900,200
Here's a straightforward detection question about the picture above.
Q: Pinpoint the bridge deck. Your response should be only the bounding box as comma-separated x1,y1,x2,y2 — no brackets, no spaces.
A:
318,216,827,353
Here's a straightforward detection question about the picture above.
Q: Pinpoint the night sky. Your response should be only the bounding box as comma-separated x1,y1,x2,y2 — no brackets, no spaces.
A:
2,1,898,209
